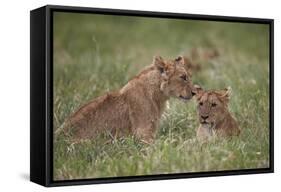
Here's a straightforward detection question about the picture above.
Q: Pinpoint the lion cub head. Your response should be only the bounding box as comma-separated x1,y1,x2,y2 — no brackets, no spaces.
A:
193,85,232,126
153,55,194,101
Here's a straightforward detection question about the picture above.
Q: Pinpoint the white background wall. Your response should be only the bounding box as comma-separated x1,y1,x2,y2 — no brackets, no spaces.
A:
0,0,279,191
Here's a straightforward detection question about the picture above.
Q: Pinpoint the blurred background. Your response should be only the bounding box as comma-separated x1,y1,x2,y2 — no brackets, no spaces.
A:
53,12,270,180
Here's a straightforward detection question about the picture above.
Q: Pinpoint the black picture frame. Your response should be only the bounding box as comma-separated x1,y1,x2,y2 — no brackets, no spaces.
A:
30,4,274,187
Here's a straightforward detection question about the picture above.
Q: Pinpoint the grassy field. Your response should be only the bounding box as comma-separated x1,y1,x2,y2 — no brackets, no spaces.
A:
53,12,270,180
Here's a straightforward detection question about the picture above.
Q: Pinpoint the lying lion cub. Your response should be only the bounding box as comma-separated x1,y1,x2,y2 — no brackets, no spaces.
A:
62,56,194,144
193,85,240,141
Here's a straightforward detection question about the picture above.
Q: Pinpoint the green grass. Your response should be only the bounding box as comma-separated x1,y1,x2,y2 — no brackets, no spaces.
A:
53,12,270,180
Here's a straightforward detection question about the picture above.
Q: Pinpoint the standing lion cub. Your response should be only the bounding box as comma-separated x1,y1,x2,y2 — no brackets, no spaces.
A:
62,56,194,143
193,85,241,141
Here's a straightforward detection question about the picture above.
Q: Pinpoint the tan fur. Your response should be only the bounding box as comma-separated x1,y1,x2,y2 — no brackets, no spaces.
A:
182,47,219,73
63,56,194,143
191,47,219,61
193,86,240,141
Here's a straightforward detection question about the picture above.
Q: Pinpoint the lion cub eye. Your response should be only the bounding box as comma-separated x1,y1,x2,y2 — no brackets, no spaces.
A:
180,74,188,81
211,103,217,107
199,102,203,106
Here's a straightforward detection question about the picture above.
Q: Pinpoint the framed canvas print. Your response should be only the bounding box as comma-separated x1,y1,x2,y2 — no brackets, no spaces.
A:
30,5,274,187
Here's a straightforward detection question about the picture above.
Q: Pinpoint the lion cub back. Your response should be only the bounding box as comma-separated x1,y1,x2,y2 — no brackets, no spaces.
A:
65,92,130,140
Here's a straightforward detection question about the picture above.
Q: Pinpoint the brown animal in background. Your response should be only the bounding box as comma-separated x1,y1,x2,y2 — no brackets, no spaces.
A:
62,56,195,144
191,47,219,61
183,47,220,73
193,85,240,141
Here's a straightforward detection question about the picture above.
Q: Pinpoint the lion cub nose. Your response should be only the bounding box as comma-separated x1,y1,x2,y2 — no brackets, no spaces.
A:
201,115,209,120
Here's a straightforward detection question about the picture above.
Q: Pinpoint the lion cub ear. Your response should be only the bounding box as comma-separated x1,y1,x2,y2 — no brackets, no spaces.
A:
175,55,192,75
193,84,204,100
175,56,185,65
219,86,232,102
153,55,166,73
